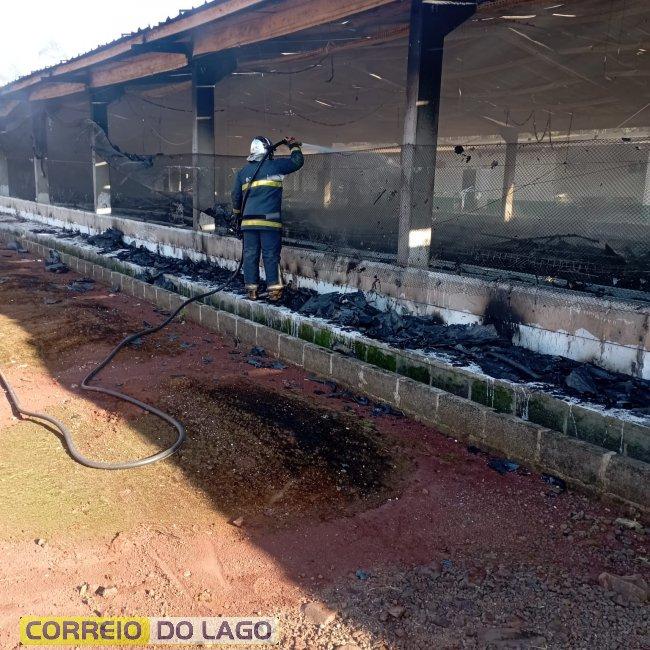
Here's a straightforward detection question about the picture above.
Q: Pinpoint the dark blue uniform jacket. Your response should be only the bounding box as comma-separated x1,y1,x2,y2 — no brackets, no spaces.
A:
231,145,304,231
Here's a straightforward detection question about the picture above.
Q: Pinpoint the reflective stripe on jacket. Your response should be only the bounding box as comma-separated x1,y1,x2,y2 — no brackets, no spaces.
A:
231,146,304,230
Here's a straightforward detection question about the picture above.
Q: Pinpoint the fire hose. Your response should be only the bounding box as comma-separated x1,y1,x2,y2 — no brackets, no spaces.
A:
0,139,287,469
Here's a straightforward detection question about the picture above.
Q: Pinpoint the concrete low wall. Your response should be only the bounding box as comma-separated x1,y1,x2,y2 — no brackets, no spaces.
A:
8,233,648,511
0,195,648,379
4,218,647,465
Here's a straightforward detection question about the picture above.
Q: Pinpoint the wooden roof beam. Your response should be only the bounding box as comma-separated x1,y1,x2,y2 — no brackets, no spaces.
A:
29,82,87,101
239,24,408,70
146,0,265,41
90,52,189,88
193,0,399,56
0,0,265,96
0,99,22,118
1,0,400,100
1,76,42,96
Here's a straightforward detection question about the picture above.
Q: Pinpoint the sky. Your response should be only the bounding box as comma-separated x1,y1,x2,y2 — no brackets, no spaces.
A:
0,0,205,85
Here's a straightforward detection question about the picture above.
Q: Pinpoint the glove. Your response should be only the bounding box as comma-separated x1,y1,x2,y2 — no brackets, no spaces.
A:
285,136,302,148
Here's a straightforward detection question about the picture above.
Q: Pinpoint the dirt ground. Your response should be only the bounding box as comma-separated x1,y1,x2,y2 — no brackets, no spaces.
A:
0,247,647,649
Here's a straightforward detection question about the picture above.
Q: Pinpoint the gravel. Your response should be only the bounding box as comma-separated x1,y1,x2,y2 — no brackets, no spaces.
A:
276,560,649,649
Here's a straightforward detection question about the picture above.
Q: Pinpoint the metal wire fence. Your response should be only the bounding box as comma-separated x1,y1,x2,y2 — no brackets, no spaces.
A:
1,129,648,292
429,138,650,289
99,136,650,289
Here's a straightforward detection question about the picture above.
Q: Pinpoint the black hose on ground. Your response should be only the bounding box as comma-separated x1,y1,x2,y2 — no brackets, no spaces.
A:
0,143,281,469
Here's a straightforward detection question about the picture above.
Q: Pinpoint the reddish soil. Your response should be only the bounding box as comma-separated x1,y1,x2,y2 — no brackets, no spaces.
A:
0,248,647,649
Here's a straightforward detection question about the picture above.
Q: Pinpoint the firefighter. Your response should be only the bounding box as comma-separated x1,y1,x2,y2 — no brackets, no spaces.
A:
231,136,304,301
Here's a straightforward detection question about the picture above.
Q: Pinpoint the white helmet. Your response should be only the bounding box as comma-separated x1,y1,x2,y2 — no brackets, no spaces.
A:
247,136,272,161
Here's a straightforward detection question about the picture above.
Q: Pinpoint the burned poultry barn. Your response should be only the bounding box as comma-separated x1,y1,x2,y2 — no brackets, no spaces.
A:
0,0,649,492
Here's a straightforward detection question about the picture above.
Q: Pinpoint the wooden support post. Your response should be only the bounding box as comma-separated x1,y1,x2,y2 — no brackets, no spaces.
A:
213,94,230,206
191,54,236,230
643,151,650,210
501,129,518,223
322,154,333,209
90,97,112,214
0,150,8,196
31,108,50,204
397,0,475,267
192,61,216,230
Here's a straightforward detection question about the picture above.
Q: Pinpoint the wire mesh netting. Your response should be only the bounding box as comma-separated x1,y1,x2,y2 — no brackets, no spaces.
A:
66,138,404,257
1,107,35,201
1,116,649,292
430,138,650,288
47,123,650,289
255,148,402,255
47,104,94,211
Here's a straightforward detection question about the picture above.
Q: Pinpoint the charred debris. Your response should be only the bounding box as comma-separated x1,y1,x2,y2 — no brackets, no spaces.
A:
26,227,650,414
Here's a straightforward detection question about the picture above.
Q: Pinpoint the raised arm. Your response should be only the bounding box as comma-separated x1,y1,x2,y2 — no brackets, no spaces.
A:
274,136,304,174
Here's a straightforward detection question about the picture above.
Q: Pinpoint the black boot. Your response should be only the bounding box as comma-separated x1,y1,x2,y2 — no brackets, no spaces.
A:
267,285,283,302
